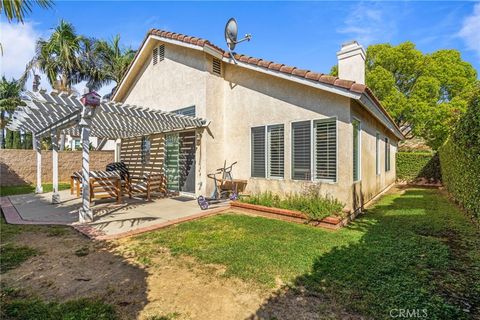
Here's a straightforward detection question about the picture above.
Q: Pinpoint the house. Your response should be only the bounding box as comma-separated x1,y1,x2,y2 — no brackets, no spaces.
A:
111,29,404,213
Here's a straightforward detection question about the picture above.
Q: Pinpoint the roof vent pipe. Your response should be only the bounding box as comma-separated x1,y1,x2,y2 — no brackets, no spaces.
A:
336,41,366,85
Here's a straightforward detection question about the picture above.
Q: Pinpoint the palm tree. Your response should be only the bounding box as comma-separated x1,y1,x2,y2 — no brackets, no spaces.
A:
93,35,136,97
33,20,85,93
0,77,25,148
1,0,53,23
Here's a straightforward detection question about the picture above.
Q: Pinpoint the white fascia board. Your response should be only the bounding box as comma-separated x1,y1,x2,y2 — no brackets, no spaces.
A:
359,94,404,140
224,58,361,100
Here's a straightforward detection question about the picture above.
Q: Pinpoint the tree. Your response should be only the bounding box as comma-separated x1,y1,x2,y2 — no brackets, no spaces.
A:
0,77,25,148
12,130,21,148
331,42,478,149
23,132,33,149
0,0,52,23
31,20,106,93
4,128,13,148
93,35,136,97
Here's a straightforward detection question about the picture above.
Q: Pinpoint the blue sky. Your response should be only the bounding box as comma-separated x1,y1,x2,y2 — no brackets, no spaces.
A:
1,1,479,94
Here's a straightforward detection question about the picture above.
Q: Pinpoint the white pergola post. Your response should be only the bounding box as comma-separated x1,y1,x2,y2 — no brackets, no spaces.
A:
33,134,43,193
78,104,94,223
51,130,60,203
60,133,66,151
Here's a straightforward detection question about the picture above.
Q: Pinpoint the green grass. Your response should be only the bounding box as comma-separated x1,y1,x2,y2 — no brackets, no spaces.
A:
1,287,116,320
134,188,480,319
0,183,70,197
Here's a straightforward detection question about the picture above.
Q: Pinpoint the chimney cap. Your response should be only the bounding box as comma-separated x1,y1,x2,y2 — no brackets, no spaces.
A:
337,40,366,59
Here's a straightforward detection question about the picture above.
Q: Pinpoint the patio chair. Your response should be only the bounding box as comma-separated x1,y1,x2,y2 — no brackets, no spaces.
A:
89,174,122,204
129,173,167,201
106,162,131,197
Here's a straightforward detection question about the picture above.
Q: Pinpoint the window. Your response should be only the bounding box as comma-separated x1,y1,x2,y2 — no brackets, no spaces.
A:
251,127,266,178
291,118,337,182
267,125,284,178
173,106,196,117
385,137,391,172
212,58,222,75
71,139,80,150
292,121,311,180
353,119,361,182
376,132,380,175
251,125,285,178
314,119,337,181
141,136,151,164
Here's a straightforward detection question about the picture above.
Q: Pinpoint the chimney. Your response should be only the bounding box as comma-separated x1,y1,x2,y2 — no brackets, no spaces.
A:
336,41,366,85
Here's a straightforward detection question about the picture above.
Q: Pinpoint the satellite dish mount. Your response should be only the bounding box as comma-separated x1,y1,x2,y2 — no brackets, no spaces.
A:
224,18,251,64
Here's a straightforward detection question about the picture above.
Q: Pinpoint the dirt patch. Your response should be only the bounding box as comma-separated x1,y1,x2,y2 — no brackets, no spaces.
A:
1,230,148,319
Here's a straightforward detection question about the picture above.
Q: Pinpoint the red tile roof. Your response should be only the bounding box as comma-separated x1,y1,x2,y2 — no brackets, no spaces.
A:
147,28,369,95
114,28,402,138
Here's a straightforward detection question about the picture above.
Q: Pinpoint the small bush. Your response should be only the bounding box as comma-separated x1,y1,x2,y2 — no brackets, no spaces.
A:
396,152,441,182
241,184,344,221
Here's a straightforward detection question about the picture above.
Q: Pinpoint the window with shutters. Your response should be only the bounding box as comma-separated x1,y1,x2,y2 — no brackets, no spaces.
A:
292,121,311,180
251,126,266,178
376,132,380,175
314,119,337,181
267,125,284,178
385,137,391,172
353,119,361,182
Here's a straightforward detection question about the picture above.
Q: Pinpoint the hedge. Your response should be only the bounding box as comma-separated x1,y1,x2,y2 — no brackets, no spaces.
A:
396,152,441,182
438,86,480,221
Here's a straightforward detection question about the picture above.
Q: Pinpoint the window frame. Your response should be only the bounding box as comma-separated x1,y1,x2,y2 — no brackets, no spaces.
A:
290,117,338,184
385,137,391,172
352,117,362,183
266,124,285,179
376,132,380,176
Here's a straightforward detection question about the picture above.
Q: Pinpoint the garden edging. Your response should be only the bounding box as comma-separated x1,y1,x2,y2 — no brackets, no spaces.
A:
231,201,344,230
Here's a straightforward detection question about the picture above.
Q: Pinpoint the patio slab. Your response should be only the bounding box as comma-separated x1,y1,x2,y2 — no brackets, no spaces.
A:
1,190,229,239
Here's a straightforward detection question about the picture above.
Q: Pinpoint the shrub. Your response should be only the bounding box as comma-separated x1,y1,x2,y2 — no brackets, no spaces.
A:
439,86,480,221
396,152,441,182
241,184,344,221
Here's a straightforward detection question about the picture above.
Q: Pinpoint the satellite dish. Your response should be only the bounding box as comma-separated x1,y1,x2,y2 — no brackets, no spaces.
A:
225,18,238,51
224,18,251,64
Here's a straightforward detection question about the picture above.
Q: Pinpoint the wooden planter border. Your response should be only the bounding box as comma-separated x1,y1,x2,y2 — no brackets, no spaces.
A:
231,201,344,230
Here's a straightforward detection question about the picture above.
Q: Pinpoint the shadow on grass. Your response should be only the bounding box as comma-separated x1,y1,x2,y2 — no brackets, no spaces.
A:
251,188,480,320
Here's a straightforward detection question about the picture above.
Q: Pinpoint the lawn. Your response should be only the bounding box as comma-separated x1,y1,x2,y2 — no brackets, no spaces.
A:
0,183,70,197
0,184,116,320
134,188,480,319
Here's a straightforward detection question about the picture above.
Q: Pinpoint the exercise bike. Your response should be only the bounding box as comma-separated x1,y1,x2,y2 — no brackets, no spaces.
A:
197,161,238,210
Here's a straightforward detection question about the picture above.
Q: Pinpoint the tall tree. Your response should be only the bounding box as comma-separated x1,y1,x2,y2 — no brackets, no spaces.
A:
93,35,136,97
32,20,105,93
0,0,52,23
12,130,21,148
0,77,25,148
332,42,478,149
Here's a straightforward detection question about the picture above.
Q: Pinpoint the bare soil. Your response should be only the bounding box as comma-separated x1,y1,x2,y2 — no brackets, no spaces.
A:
2,227,359,320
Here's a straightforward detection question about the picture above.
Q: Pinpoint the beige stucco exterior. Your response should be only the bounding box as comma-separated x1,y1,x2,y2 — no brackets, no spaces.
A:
117,39,400,212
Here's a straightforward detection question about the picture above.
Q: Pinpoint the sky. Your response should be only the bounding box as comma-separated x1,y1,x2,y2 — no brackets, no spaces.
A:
1,1,479,95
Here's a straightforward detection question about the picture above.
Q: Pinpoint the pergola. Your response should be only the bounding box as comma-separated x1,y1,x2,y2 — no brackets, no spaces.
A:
7,90,210,222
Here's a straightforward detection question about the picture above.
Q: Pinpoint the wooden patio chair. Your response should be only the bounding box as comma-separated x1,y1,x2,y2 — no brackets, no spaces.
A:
89,174,122,204
129,173,167,201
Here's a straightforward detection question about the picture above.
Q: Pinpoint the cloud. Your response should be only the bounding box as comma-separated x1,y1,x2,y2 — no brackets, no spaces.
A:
459,2,480,57
0,21,39,79
337,2,397,46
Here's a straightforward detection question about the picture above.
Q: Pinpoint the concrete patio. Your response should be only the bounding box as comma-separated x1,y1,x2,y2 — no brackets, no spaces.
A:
1,189,228,239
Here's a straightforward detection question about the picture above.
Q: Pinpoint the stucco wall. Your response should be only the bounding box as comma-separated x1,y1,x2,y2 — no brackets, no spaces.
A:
350,100,398,209
0,150,114,186
117,38,400,210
